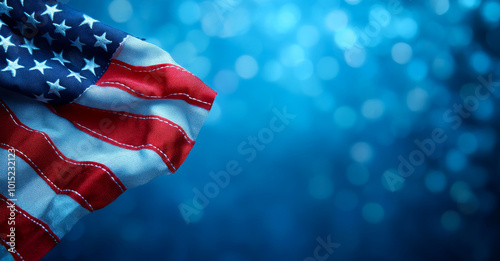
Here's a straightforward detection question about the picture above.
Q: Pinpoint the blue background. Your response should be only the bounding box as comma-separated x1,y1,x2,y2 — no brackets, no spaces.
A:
44,0,500,260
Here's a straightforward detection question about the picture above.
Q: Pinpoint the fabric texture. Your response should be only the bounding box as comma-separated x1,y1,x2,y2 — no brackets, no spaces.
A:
0,1,217,260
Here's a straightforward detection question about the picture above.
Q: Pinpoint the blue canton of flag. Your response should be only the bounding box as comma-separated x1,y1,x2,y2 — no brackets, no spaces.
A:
0,0,126,104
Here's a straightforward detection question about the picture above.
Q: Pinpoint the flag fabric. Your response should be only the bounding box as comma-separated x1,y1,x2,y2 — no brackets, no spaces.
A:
0,0,217,260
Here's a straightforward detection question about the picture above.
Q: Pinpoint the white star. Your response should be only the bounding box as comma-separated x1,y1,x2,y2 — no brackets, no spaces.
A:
41,4,61,21
80,14,98,29
70,37,85,52
94,32,112,51
20,38,40,55
46,79,66,97
0,0,13,17
24,12,40,27
0,20,5,30
51,51,70,65
33,93,52,103
0,35,14,52
82,57,100,75
42,32,55,45
2,58,24,77
67,69,86,82
53,20,71,36
29,60,52,74
19,0,23,6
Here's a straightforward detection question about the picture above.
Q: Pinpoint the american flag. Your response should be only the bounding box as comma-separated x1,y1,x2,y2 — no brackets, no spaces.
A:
0,0,217,260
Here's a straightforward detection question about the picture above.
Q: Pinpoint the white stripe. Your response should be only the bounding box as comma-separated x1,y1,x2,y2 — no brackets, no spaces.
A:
0,148,90,239
75,85,209,140
0,88,170,188
113,36,179,67
0,242,15,261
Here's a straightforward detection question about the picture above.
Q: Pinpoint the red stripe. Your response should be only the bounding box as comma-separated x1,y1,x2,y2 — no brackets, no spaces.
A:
0,101,126,212
95,59,217,111
0,194,59,261
49,103,194,172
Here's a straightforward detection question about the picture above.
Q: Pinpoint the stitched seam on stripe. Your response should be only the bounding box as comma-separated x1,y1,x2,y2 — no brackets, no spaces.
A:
0,238,24,261
0,143,94,212
99,81,213,106
77,105,193,144
0,198,59,244
111,61,193,75
0,102,126,193
70,122,177,171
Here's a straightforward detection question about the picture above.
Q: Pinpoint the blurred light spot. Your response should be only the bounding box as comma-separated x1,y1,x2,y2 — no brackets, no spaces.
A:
407,59,428,81
458,193,479,215
178,1,201,25
297,25,320,47
362,203,385,224
274,4,301,33
171,41,197,65
280,44,305,66
294,60,314,80
109,0,133,23
345,47,366,68
308,174,334,200
395,18,419,39
406,88,429,112
202,7,250,38
300,78,323,97
334,106,357,129
391,42,413,64
450,181,473,203
458,132,478,154
213,70,239,94
446,150,468,172
470,51,491,74
381,169,405,192
334,189,358,211
433,52,455,79
441,210,461,231
459,0,481,9
430,0,450,15
362,99,385,119
263,60,283,82
201,12,223,37
425,171,447,193
347,163,370,186
316,56,339,80
335,28,357,50
325,10,348,32
350,142,373,163
369,6,391,27
235,55,259,79
481,2,500,23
